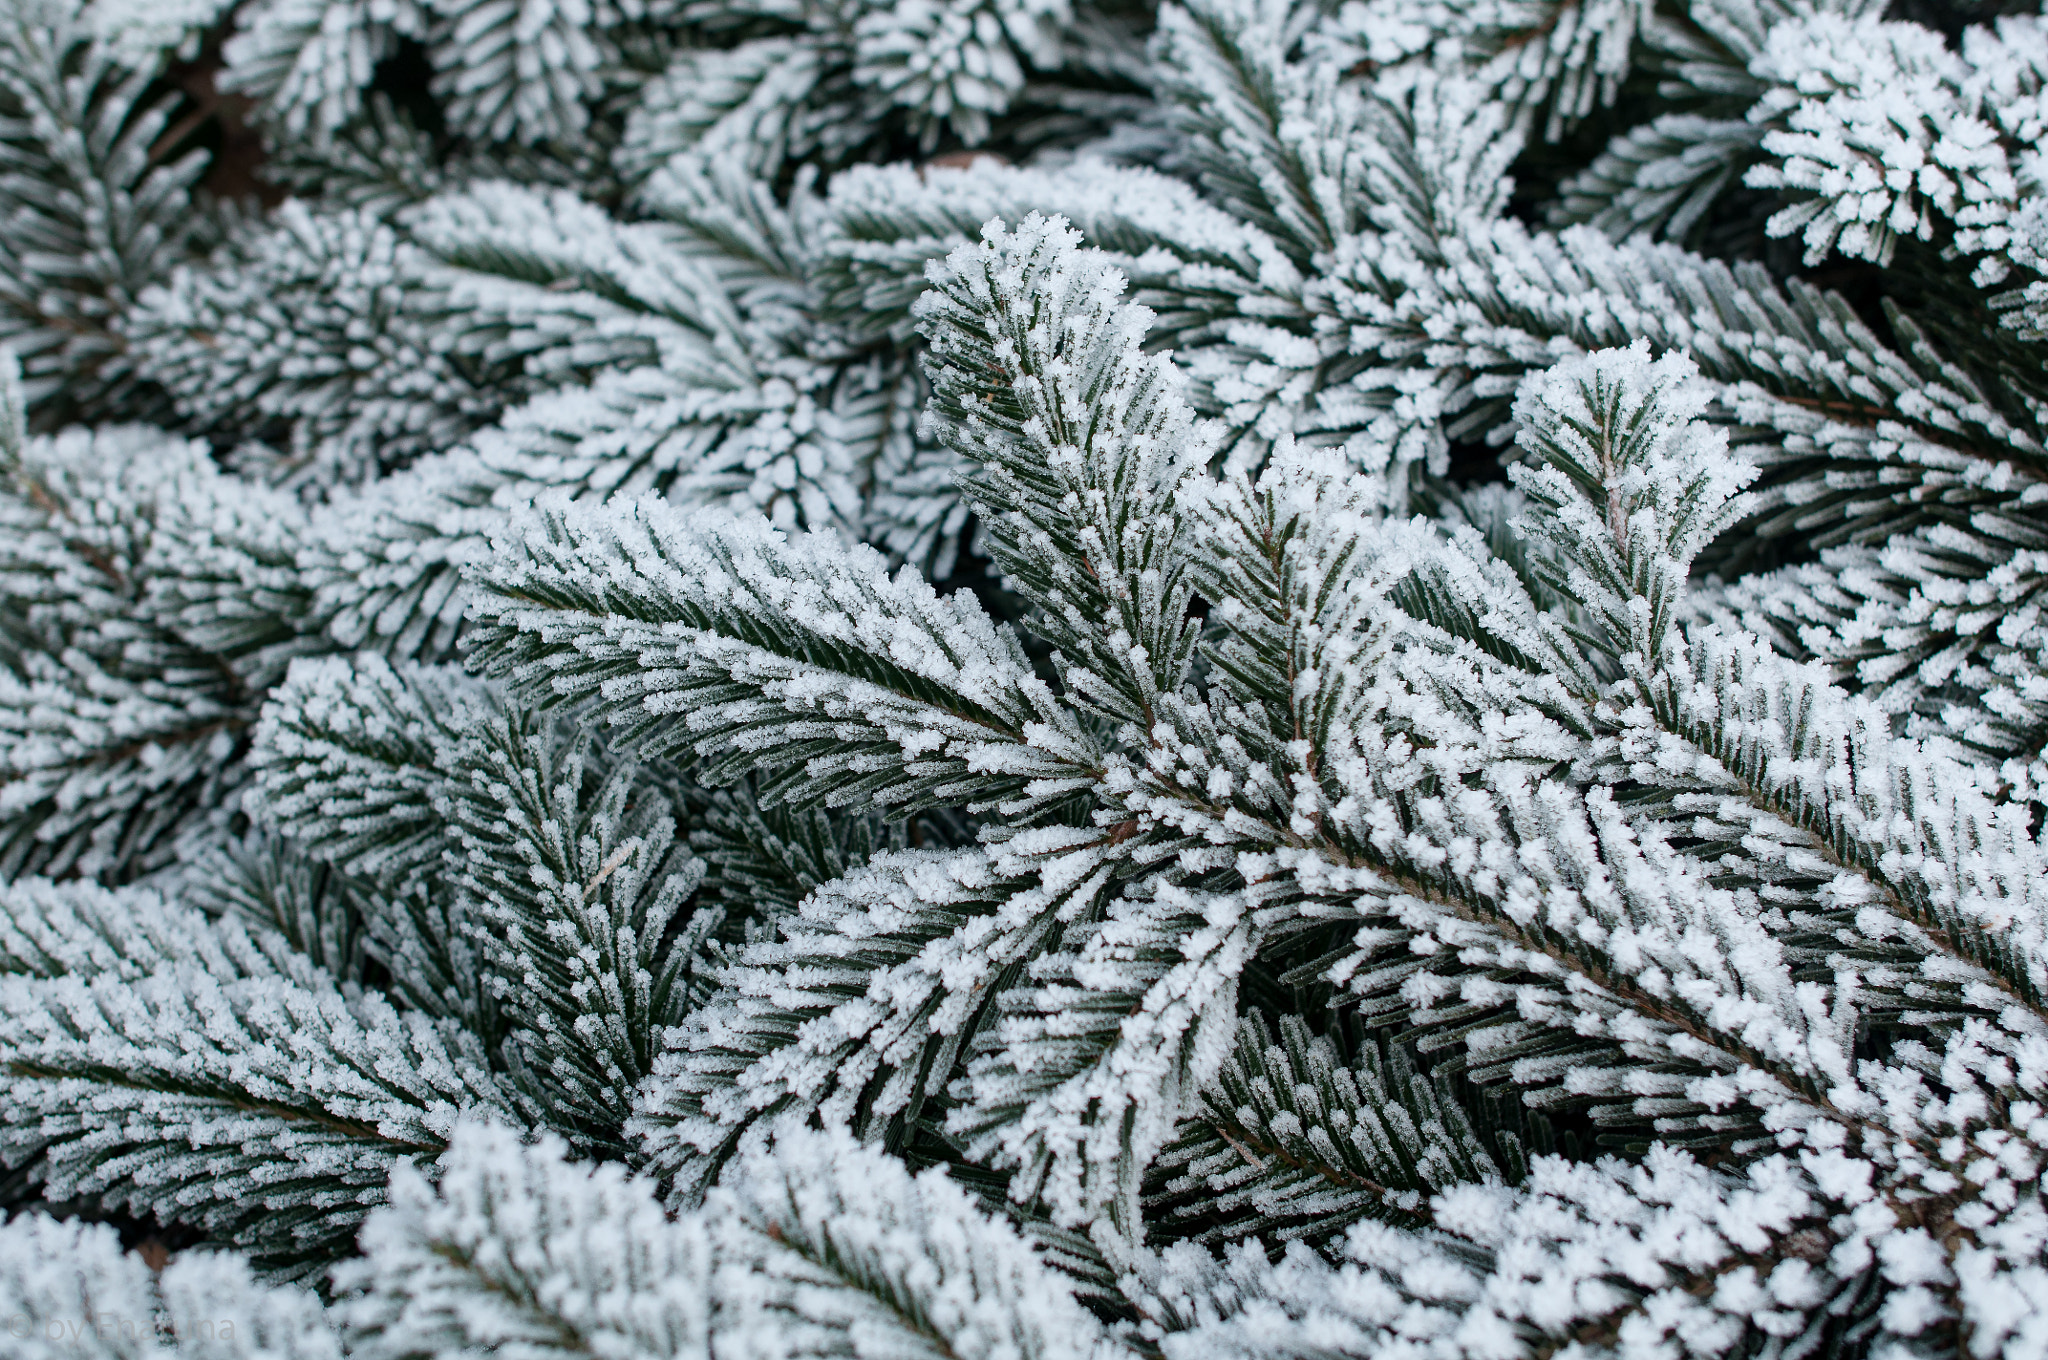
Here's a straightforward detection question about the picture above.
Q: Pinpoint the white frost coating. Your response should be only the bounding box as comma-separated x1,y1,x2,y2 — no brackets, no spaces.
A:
0,875,290,982
251,651,713,1142
1147,1148,1830,1360
127,202,486,492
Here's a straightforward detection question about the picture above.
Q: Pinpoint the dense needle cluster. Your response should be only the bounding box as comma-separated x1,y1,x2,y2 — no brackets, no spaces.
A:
2,0,2048,1355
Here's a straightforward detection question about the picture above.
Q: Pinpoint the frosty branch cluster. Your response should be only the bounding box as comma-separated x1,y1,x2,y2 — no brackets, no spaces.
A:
3,0,2047,1357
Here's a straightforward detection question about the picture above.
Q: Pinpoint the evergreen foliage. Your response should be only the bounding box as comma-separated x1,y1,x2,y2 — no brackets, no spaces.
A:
4,0,2048,1355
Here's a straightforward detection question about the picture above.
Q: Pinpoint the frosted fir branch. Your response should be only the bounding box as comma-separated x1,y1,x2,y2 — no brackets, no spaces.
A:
685,781,913,929
712,1121,1125,1360
1386,483,1610,711
1182,442,1577,806
251,654,481,892
980,4,2048,538
915,213,1206,730
1504,341,1756,662
298,441,535,662
334,1122,712,1360
244,661,472,971
252,659,499,1025
949,876,1266,1251
422,0,609,146
621,439,1464,1245
1347,63,1525,265
434,698,712,1150
174,832,375,987
1742,13,2016,270
1990,197,2048,343
256,653,720,1144
153,1250,345,1360
1288,774,1847,1147
221,0,428,148
0,4,212,420
1339,215,2048,549
693,783,981,947
811,69,1487,497
1550,115,1766,243
82,0,239,59
1358,0,1779,242
1538,6,2048,306
1337,352,2048,1096
1488,347,2048,1015
123,201,498,492
820,155,1284,341
401,182,731,383
1149,13,1519,288
466,494,1096,817
13,1121,1128,1360
1145,1014,1523,1247
0,347,22,461
1316,0,1654,143
339,1119,1119,1360
0,1212,341,1360
295,351,932,667
846,0,1073,150
619,39,828,186
251,93,448,216
1711,526,2048,819
1148,5,2048,539
393,178,896,544
269,167,976,657
626,232,1495,1242
637,149,818,296
16,0,2048,1349
0,886,526,1274
0,874,309,984
1116,447,1585,906
1612,621,2048,1020
1958,18,2048,341
1144,1146,1856,1360
660,0,1089,158
938,429,1544,1252
632,834,1120,1203
460,356,880,541
0,422,324,880
1151,0,1363,263
1007,362,1945,1157
1237,348,2048,1339
228,0,625,149
1147,1082,2026,1358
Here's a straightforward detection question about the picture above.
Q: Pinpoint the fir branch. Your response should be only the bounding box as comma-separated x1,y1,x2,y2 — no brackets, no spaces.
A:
0,419,323,880
711,1121,1124,1360
633,834,1119,1203
0,883,526,1275
467,494,1096,817
1145,1014,1523,1246
0,1212,342,1360
334,1123,710,1360
916,213,1205,731
0,6,212,421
